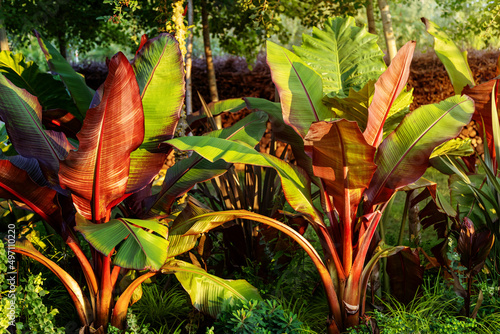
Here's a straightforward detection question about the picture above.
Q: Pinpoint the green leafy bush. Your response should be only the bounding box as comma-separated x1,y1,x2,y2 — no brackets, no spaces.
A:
206,299,303,334
0,241,64,334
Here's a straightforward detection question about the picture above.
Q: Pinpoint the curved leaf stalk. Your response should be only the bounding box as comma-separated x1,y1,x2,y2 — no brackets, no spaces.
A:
66,237,98,316
111,271,156,329
184,210,342,332
96,253,113,329
13,239,92,326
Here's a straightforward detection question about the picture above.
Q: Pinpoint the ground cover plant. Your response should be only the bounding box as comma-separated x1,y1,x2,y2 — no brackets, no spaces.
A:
167,16,477,333
0,31,268,333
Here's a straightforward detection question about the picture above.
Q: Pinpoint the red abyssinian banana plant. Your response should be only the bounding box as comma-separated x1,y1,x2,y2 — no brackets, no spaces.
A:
166,17,475,333
0,32,261,333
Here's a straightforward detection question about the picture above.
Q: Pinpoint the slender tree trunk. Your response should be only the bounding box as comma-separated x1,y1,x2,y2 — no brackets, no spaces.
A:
366,0,376,34
186,0,194,116
200,0,221,127
58,31,67,59
378,0,397,63
0,0,9,51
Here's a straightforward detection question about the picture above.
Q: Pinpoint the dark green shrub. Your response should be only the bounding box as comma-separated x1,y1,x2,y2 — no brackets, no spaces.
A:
206,299,302,334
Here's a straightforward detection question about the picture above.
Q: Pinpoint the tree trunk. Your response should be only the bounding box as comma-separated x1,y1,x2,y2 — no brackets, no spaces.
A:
366,0,376,34
201,0,221,127
378,0,397,63
58,31,67,59
0,0,9,51
186,0,194,116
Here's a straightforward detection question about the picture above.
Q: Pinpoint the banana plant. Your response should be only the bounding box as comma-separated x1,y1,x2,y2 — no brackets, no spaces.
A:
423,17,500,271
166,16,475,333
0,33,261,333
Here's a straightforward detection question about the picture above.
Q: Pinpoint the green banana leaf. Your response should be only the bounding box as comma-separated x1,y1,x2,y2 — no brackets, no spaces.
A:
127,34,185,193
293,16,386,98
162,259,261,318
323,81,413,136
167,136,323,224
450,174,498,226
35,30,93,120
429,138,474,174
366,95,475,205
165,198,213,258
266,40,333,138
187,98,247,125
75,215,169,271
244,97,315,179
0,51,78,115
152,111,268,214
422,18,474,94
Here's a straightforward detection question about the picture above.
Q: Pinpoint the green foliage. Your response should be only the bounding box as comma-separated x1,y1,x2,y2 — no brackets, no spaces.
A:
107,311,155,334
207,299,303,334
0,241,64,334
129,282,191,329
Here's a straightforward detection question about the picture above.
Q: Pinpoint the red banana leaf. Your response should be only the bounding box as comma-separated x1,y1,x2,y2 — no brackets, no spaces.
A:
0,159,62,227
266,40,333,138
127,34,185,194
59,52,144,222
304,120,377,222
364,41,415,147
386,247,424,304
462,79,499,161
457,218,495,276
0,74,73,187
366,95,474,205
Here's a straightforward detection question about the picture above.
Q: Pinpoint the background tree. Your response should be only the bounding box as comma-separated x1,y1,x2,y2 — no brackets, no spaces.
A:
1,0,134,58
0,0,9,51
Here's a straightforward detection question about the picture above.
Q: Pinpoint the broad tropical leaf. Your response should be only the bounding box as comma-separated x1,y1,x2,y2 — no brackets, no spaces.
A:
75,215,169,271
59,52,145,222
364,41,415,147
366,95,474,205
179,209,340,320
14,238,92,325
161,259,261,317
187,98,246,125
165,198,213,258
245,97,314,178
0,73,73,186
429,138,474,174
304,120,376,222
386,248,424,304
324,81,413,136
0,51,78,115
127,34,185,193
359,243,405,312
167,136,322,224
422,18,475,94
35,30,94,120
153,111,268,213
266,41,333,138
462,79,499,158
450,174,497,224
293,16,386,98
0,159,61,226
